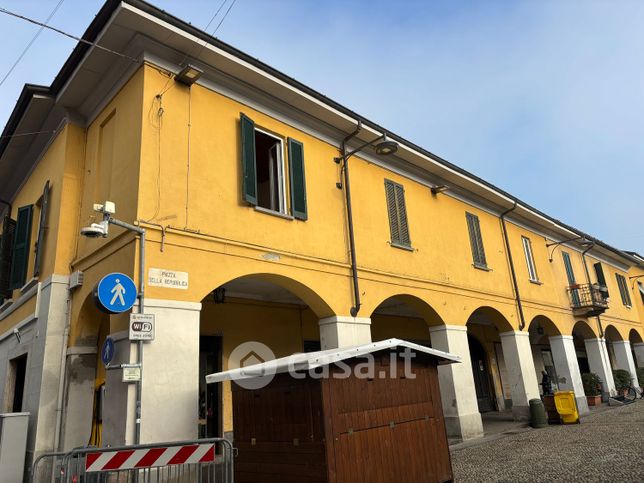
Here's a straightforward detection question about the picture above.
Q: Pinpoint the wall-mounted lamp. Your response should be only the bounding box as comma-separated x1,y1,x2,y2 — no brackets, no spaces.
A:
175,65,203,86
546,236,589,262
213,287,226,304
13,328,21,343
430,185,449,195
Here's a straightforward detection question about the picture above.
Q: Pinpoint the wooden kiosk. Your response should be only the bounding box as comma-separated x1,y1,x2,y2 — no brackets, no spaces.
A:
207,339,460,483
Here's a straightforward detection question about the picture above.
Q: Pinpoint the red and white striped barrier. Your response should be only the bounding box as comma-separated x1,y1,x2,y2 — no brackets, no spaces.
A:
85,443,215,472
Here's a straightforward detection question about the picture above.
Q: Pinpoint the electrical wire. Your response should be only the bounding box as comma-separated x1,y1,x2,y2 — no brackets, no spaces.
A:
0,6,139,63
0,0,66,88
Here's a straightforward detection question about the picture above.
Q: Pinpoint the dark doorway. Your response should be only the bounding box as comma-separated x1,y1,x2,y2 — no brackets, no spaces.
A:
468,335,494,412
10,354,28,412
199,336,222,438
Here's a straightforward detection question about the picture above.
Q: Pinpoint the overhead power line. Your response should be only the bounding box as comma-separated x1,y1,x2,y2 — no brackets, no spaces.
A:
0,6,139,64
0,0,66,88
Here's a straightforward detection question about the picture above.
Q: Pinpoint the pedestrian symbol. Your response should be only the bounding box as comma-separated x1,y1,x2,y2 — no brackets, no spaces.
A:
95,272,138,314
101,337,115,366
110,279,127,306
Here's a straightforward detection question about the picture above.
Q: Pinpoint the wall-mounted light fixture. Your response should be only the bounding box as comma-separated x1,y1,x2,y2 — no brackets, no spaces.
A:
430,185,449,195
546,236,589,262
175,65,203,86
13,328,21,343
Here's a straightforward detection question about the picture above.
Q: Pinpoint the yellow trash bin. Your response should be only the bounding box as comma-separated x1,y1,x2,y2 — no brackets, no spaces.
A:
554,391,580,424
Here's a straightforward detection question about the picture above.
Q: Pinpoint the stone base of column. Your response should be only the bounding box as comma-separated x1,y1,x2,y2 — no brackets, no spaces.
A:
511,404,531,421
319,316,371,349
444,412,484,441
575,395,589,416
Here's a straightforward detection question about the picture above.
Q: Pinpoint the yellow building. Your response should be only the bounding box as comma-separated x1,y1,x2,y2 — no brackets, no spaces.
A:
0,0,642,466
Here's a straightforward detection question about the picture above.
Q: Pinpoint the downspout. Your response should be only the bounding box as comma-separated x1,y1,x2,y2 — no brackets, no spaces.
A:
581,243,603,337
339,122,363,317
499,201,526,330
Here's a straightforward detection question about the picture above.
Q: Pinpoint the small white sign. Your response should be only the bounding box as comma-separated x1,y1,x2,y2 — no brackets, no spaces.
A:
129,314,155,341
148,268,189,290
122,366,141,382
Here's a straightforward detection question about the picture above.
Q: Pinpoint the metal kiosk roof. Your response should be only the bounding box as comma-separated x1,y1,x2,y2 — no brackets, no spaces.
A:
206,338,460,384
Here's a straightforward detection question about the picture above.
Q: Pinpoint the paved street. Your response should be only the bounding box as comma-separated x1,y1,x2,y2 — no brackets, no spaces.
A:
451,401,644,482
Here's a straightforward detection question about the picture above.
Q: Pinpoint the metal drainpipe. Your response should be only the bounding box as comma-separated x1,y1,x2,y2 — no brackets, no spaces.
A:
499,202,526,330
340,122,363,317
108,216,145,444
581,243,603,337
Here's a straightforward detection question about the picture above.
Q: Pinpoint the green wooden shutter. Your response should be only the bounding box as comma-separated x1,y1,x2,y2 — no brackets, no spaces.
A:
385,180,400,245
616,274,631,306
240,113,257,205
33,181,50,277
288,138,307,220
466,212,486,267
384,180,411,247
562,252,576,284
0,217,16,300
9,205,33,290
394,184,410,246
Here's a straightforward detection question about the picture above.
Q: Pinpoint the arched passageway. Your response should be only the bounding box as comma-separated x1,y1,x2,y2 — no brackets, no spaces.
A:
527,316,588,415
466,306,540,422
629,329,644,368
62,294,109,449
571,320,616,396
369,294,441,344
200,274,335,440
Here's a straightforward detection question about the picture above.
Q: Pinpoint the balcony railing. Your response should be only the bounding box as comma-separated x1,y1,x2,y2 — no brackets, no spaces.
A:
567,283,609,317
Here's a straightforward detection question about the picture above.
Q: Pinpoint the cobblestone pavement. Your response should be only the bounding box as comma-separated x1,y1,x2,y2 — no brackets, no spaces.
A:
450,401,644,482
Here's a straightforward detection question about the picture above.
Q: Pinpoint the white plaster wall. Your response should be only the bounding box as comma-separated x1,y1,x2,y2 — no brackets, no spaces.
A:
319,316,371,349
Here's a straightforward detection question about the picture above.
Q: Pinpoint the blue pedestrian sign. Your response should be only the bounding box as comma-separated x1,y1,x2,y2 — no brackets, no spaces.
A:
95,272,138,314
101,337,115,366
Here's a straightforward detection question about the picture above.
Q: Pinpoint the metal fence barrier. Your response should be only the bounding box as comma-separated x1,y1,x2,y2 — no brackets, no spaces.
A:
31,438,234,483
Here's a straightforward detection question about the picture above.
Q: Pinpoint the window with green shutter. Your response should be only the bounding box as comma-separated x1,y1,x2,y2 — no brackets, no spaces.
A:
615,273,631,307
465,212,487,268
288,138,307,220
593,262,609,297
9,205,33,290
384,179,411,249
0,217,16,300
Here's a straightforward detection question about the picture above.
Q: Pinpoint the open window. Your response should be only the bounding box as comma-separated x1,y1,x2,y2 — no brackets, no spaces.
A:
240,113,307,220
4,354,27,412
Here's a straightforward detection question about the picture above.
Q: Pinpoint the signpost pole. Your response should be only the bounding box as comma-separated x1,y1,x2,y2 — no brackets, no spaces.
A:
107,217,145,445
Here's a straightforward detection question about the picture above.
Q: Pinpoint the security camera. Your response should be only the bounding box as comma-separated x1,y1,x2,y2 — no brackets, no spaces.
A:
80,222,108,238
93,201,116,215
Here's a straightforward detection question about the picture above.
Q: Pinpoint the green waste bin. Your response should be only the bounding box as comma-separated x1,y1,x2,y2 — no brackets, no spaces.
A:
529,398,547,428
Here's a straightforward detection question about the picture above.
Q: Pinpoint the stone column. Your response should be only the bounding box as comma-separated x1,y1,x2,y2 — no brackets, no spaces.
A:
611,340,638,387
499,331,540,420
319,316,371,349
584,338,616,396
102,299,201,446
429,325,483,441
632,342,644,368
549,335,589,415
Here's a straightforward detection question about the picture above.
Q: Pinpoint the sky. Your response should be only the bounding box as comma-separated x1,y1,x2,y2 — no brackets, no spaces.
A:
0,0,642,253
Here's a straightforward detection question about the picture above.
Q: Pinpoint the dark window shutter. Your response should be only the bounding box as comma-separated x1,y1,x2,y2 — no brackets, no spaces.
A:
593,262,609,297
240,113,257,205
385,180,400,244
616,274,631,306
0,217,16,299
33,180,51,277
394,184,410,246
466,212,486,267
10,205,33,290
562,252,575,284
288,138,307,220
385,180,411,247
